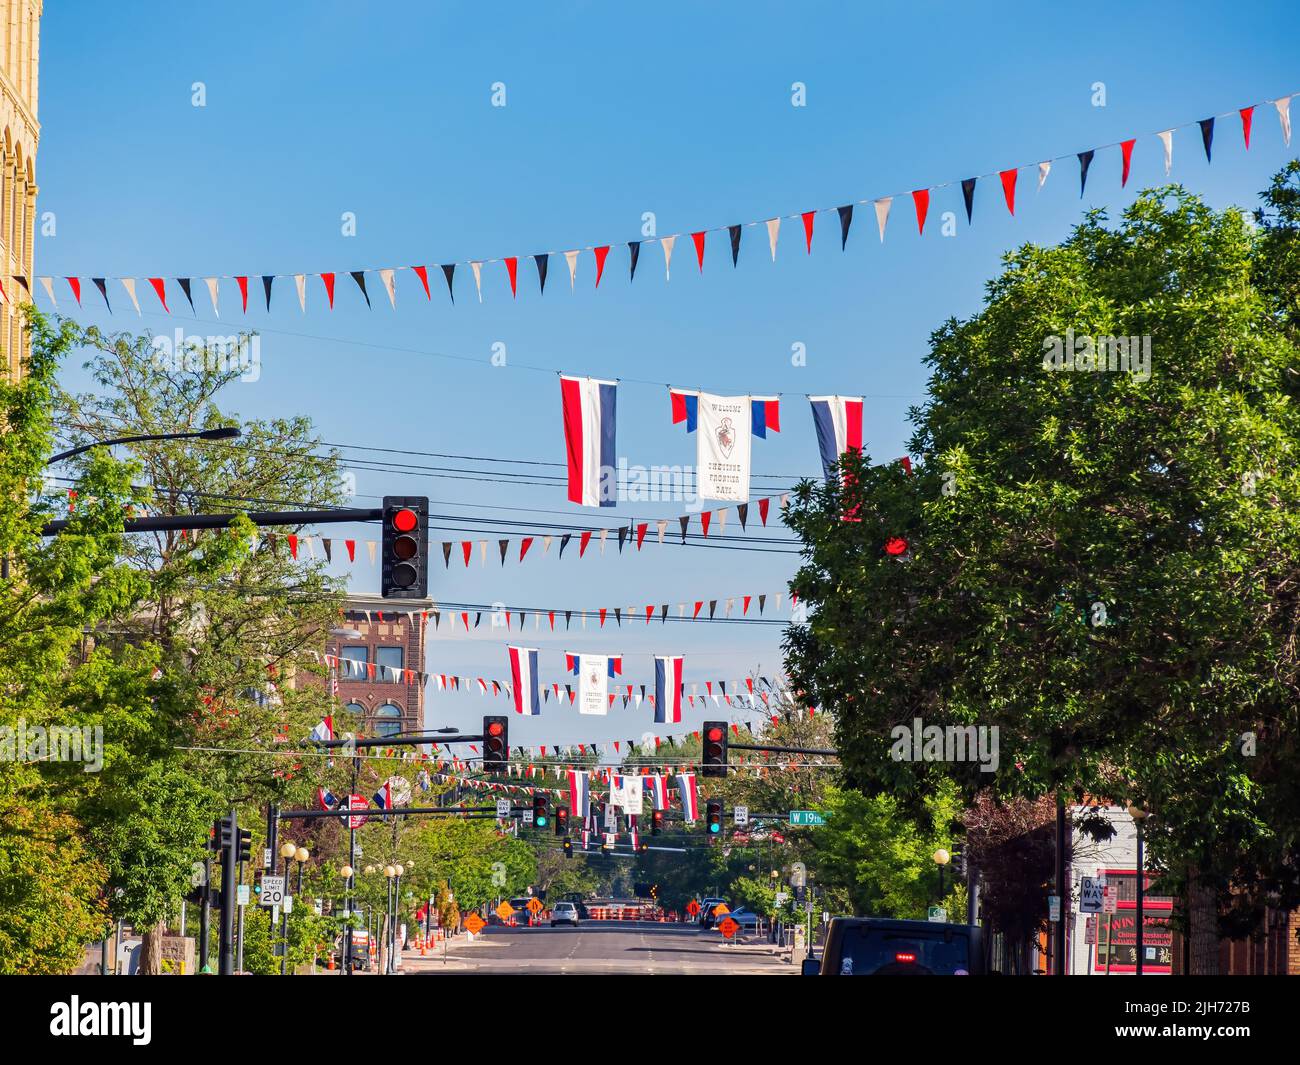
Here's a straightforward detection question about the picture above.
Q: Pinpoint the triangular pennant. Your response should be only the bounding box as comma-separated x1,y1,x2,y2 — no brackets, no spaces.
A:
261,274,274,311
837,204,853,249
121,278,141,315
661,235,676,280
379,268,397,308
66,277,83,306
999,168,1017,216
593,246,610,287
92,278,111,312
1078,150,1095,197
1037,161,1051,190
442,263,457,302
801,210,815,252
147,277,169,312
961,177,977,223
911,189,929,236
321,272,336,308
534,253,549,294
628,241,641,281
1199,117,1214,162
1157,130,1174,176
873,197,891,242
564,250,579,288
766,217,780,261
505,257,519,297
351,270,371,308
737,502,748,530
471,261,484,302
236,275,249,312
412,264,431,300
728,224,741,266
691,231,706,271
294,273,307,312
1276,96,1292,147
679,515,689,543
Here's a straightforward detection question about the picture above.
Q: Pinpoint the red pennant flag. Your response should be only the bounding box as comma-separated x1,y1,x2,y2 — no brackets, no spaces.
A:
519,536,533,562
645,605,654,624
743,595,751,615
236,276,249,312
599,608,607,627
505,257,518,297
636,522,648,550
701,511,711,537
413,265,431,299
593,245,610,287
344,539,356,562
321,273,336,308
462,541,473,566
911,189,929,236
1120,139,1136,187
288,534,298,559
999,169,1017,216
693,601,703,619
148,278,169,312
758,497,770,525
579,531,592,557
461,612,470,630
1241,106,1255,149
691,231,706,271
66,277,82,306
548,611,555,630
801,210,815,252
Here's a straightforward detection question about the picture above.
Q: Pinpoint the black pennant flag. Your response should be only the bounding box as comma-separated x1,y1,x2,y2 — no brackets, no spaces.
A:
660,604,668,623
474,612,482,628
758,593,766,614
1078,150,1095,197
499,539,509,565
441,264,456,303
322,538,332,562
617,526,628,552
1199,117,1215,162
442,542,452,568
92,278,111,312
564,611,572,629
535,253,549,294
737,502,748,530
679,515,690,543
837,205,854,249
614,608,622,626
351,271,371,307
709,599,717,619
961,178,977,223
177,278,195,312
560,533,571,559
728,224,742,266
628,241,641,281
262,275,274,311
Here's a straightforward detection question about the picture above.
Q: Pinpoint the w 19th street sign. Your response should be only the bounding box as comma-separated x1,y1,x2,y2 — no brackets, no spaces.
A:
789,810,826,826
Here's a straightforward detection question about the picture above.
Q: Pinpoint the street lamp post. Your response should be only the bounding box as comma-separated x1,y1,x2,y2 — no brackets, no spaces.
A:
934,848,951,902
1128,804,1148,976
278,841,297,975
338,865,354,973
45,425,241,466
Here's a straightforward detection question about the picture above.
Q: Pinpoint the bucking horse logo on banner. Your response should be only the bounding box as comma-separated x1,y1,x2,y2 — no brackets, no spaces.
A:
716,416,736,459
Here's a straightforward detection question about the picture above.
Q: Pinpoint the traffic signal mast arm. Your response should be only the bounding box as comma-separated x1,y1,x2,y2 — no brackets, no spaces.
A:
726,742,837,756
41,506,385,537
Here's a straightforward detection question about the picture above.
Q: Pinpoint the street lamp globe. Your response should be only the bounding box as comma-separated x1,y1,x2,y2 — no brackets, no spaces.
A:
384,865,396,878
295,846,310,863
339,865,354,879
280,842,297,860
394,864,405,877
364,865,375,875
933,848,951,866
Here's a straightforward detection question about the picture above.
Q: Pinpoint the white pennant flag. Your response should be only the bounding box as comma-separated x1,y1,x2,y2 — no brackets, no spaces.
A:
661,235,676,280
543,535,553,554
471,261,484,302
564,250,579,288
716,508,727,535
205,278,220,316
599,529,609,555
379,268,397,308
39,276,56,306
1037,160,1052,190
479,540,487,566
1157,130,1174,176
656,519,667,544
1277,96,1293,147
874,197,892,242
366,541,377,565
766,218,781,261
121,278,141,315
294,274,307,312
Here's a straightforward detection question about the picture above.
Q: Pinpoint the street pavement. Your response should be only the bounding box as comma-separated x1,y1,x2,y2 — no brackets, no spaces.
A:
405,921,793,975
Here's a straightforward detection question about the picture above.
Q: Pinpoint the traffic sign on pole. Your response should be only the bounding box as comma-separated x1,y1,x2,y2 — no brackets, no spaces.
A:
259,876,285,908
734,805,749,826
496,799,511,818
1080,877,1104,914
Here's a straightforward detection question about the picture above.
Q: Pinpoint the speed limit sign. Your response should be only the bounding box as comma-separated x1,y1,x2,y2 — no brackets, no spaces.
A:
259,876,285,908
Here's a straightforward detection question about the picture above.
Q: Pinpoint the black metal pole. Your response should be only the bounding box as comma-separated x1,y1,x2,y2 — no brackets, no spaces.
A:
1135,819,1145,976
280,853,291,975
236,856,246,973
199,849,212,973
1054,796,1067,976
344,754,358,976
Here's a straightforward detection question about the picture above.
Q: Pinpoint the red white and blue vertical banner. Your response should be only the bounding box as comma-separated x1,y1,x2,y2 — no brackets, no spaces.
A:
309,715,334,741
809,395,864,482
560,374,617,507
566,652,623,715
654,655,685,724
676,771,700,822
670,389,780,501
645,773,669,811
567,768,591,821
507,646,541,715
372,779,394,810
317,787,339,811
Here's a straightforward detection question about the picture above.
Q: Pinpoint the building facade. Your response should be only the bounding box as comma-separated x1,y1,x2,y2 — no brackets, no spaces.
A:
318,594,430,740
0,0,40,381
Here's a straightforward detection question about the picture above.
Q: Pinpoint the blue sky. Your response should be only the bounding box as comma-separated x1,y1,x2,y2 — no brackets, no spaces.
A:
34,1,1299,746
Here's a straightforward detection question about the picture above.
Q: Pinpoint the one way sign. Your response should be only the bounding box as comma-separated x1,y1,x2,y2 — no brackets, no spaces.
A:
1080,877,1104,914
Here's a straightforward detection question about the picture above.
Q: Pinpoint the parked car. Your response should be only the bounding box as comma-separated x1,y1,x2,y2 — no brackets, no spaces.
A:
696,897,729,929
713,906,761,933
802,918,984,976
550,901,580,927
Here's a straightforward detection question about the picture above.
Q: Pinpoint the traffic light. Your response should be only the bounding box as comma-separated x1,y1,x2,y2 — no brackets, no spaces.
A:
705,800,723,836
532,793,549,829
651,809,664,835
381,496,429,599
555,804,569,836
638,839,649,854
702,720,728,778
562,838,573,859
236,828,253,864
482,715,508,772
215,814,235,860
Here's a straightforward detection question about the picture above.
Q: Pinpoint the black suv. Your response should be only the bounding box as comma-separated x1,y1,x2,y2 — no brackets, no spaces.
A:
802,918,984,975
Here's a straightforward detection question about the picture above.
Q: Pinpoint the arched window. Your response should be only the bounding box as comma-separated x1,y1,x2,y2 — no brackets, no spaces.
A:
344,701,365,717
374,703,403,738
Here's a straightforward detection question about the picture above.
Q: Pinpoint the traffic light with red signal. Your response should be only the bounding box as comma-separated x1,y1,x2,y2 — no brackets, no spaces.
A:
705,800,723,836
702,721,728,778
482,715,508,772
532,793,549,829
381,496,429,599
555,804,569,836
651,809,664,835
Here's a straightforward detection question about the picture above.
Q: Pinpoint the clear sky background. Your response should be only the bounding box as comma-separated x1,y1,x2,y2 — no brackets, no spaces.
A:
33,1,1299,746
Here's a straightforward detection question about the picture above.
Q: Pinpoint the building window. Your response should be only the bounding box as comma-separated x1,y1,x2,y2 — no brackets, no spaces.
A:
340,645,368,680
374,703,403,738
344,701,365,718
376,645,404,681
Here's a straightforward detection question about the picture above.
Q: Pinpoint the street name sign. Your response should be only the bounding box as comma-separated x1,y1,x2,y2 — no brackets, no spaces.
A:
789,810,825,826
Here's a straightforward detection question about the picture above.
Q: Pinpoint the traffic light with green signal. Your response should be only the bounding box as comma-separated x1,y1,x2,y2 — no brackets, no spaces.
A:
532,793,549,829
705,800,723,836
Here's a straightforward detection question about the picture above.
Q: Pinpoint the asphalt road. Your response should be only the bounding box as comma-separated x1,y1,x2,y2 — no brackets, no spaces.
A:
406,922,793,975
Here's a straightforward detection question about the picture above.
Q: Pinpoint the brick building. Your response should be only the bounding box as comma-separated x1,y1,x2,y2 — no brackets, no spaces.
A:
316,593,431,739
1,0,41,380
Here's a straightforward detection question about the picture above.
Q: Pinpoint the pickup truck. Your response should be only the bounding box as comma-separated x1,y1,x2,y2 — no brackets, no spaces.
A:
802,917,984,975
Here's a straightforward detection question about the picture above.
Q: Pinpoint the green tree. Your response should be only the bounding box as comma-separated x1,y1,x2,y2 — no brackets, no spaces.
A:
784,174,1300,972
